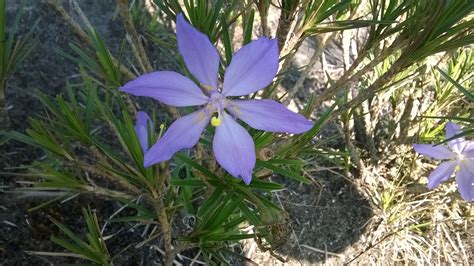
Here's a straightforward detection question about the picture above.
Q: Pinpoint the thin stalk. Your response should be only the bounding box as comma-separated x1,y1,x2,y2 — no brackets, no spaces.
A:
276,0,299,52
257,0,270,36
0,0,7,128
283,33,335,104
0,79,4,103
68,160,141,196
116,0,153,73
144,163,175,265
309,40,404,113
331,56,407,119
46,0,136,80
148,193,173,266
280,28,305,68
0,82,7,129
0,0,5,83
85,184,134,199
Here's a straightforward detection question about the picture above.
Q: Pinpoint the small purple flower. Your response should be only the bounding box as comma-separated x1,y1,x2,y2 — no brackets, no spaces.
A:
122,14,312,184
413,122,474,201
135,111,153,152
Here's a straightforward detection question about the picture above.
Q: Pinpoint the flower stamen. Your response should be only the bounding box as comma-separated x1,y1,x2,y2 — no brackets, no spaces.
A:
201,83,214,91
211,116,222,127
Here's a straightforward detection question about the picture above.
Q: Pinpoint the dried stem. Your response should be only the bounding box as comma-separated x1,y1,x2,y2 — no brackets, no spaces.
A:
283,33,335,104
280,29,305,70
45,0,136,80
71,160,141,196
116,0,153,73
143,163,176,265
330,57,407,120
397,96,414,144
276,1,299,52
257,0,270,36
85,184,134,199
0,80,8,129
342,119,366,177
148,191,173,265
69,0,93,29
147,164,197,264
263,28,306,99
309,40,404,113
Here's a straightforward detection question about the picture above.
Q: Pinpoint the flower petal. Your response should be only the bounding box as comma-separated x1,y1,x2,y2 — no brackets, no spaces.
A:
176,13,219,89
227,99,312,134
222,37,279,96
463,141,474,158
213,113,256,185
462,157,474,174
413,144,454,160
427,160,457,190
144,109,210,167
135,111,153,152
456,161,474,201
445,122,466,154
121,71,209,107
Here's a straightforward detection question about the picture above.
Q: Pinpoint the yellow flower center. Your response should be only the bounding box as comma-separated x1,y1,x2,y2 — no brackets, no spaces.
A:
211,116,222,127
455,164,461,171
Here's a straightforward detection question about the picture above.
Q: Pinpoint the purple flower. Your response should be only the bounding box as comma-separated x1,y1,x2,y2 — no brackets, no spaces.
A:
413,122,474,201
121,14,312,184
135,111,153,152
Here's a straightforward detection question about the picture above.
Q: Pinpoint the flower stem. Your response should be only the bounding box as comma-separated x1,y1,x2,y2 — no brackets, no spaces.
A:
148,192,174,265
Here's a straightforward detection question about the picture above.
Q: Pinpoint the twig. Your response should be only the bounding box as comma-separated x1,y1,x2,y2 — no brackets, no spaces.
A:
116,0,153,73
276,1,299,52
331,56,407,118
300,244,345,259
148,193,174,266
256,0,270,36
45,0,136,80
0,93,8,130
67,160,141,196
26,251,90,260
283,33,335,105
69,0,93,29
310,40,405,112
84,184,134,199
147,163,181,266
337,118,367,177
279,29,305,73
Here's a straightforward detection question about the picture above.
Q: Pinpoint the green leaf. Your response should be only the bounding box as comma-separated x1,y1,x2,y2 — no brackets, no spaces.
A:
198,191,234,231
197,186,225,218
435,66,473,102
175,153,219,180
206,195,243,230
221,18,233,66
205,233,256,241
239,203,262,226
249,179,284,190
243,10,255,45
256,160,311,184
170,178,206,187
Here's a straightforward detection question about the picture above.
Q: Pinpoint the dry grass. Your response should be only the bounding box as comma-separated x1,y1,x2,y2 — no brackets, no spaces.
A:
240,25,473,263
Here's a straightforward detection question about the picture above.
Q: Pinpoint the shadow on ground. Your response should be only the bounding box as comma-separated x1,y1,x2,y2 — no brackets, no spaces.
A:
272,171,373,264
